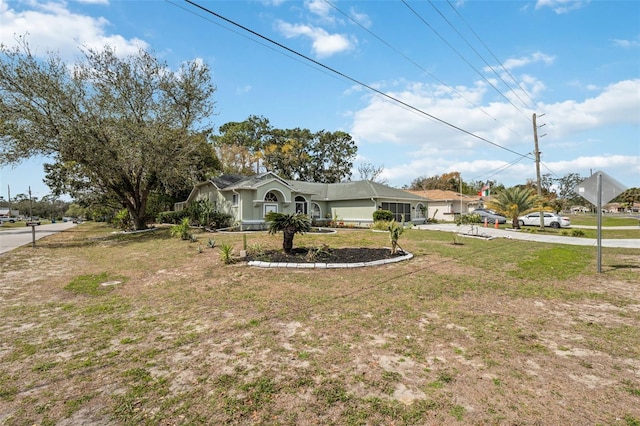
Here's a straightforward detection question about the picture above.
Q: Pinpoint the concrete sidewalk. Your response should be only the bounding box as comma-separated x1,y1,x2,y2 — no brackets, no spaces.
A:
414,223,640,249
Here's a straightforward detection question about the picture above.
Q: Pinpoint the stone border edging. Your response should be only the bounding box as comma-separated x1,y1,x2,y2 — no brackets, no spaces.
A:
247,251,413,269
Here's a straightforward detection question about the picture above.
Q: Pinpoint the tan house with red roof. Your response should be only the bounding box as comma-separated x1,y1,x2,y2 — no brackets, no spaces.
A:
404,189,481,222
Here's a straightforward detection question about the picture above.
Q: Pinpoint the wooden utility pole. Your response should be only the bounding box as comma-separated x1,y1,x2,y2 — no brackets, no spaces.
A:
533,113,544,230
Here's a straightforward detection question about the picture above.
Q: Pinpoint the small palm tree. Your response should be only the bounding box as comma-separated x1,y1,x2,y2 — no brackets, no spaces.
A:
485,187,540,229
265,212,312,254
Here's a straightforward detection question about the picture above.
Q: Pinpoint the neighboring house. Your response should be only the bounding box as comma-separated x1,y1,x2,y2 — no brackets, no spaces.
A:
570,205,591,214
603,202,640,213
176,172,431,230
403,189,481,222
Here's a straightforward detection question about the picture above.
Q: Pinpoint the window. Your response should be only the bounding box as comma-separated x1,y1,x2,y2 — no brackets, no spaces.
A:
264,204,277,216
311,203,321,220
415,203,425,219
232,194,238,207
381,202,411,222
264,191,278,202
295,196,307,215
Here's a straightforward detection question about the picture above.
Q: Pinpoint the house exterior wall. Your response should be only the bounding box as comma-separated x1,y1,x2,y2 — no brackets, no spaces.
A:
329,199,376,226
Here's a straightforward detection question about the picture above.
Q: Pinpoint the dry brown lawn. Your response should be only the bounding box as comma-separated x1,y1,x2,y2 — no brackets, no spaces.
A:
0,222,639,425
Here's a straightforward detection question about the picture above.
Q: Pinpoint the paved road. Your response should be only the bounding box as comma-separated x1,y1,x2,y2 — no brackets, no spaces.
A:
0,222,78,255
415,223,640,249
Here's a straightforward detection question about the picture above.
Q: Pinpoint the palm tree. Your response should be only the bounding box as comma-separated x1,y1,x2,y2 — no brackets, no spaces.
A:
265,212,312,254
485,187,540,229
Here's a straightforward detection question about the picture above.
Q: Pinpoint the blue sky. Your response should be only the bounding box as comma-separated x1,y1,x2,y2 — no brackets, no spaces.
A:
1,0,639,201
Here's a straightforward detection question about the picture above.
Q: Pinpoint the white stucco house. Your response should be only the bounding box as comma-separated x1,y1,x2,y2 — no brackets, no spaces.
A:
176,172,431,230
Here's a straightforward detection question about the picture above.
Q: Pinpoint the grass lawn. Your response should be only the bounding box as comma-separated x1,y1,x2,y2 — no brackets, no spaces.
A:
1,222,639,425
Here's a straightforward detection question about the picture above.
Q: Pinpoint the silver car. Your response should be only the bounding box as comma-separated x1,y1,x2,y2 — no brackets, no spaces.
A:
517,212,570,228
472,209,507,224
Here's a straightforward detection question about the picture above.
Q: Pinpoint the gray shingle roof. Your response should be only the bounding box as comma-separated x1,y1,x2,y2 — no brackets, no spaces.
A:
210,174,429,202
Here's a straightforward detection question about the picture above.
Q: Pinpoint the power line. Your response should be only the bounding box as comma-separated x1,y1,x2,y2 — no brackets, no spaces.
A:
181,0,533,160
428,0,532,112
323,1,494,122
445,0,538,110
401,0,530,122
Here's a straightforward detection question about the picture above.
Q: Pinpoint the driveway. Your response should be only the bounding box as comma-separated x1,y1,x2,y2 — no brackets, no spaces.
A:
415,223,640,249
0,222,78,255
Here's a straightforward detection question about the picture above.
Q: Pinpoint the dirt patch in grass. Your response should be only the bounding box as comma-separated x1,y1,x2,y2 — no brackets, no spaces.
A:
1,223,639,425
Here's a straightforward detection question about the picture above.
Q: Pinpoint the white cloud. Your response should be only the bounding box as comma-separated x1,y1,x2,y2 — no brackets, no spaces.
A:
76,0,109,4
305,0,332,18
349,8,372,29
348,76,640,187
0,0,147,61
276,20,354,57
500,52,555,71
546,79,640,135
612,37,640,48
535,0,588,14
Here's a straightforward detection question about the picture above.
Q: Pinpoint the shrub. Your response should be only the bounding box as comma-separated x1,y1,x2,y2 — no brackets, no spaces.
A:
113,209,133,231
373,209,394,222
219,242,235,264
156,210,188,224
170,217,192,240
455,213,481,225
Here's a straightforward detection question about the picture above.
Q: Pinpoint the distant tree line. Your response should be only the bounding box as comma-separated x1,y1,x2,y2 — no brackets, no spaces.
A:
212,115,357,183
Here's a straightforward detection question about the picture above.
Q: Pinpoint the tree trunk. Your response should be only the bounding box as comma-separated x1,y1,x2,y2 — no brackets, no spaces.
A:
283,227,295,254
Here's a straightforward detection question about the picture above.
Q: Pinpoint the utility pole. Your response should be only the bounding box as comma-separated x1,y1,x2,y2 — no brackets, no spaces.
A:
532,113,545,230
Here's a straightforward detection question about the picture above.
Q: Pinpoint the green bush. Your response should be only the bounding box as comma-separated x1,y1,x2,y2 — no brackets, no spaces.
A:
455,213,481,225
113,209,133,231
156,210,188,224
170,217,192,240
373,209,393,222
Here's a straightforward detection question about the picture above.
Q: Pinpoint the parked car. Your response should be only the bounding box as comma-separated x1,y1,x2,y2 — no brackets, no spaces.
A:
0,216,18,224
517,212,570,228
471,208,507,224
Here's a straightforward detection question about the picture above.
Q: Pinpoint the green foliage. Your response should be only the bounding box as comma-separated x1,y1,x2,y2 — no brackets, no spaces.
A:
373,209,394,222
64,272,122,296
0,39,219,230
113,209,133,231
455,213,481,225
387,220,406,254
219,242,235,264
486,186,540,229
207,238,216,248
156,210,188,225
265,212,312,254
216,119,357,182
170,218,192,240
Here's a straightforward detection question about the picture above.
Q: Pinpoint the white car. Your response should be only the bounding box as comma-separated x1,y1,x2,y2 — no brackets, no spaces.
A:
517,212,570,228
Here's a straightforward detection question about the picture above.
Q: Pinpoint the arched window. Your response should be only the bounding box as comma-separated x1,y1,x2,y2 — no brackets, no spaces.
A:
415,203,425,219
264,191,278,202
295,196,307,215
311,203,321,220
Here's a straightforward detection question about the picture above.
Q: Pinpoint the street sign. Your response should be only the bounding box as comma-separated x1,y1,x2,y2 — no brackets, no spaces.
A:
573,171,628,273
573,171,627,206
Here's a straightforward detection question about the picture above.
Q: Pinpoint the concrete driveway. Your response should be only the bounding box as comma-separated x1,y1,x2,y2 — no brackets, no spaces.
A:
415,223,640,249
0,222,78,255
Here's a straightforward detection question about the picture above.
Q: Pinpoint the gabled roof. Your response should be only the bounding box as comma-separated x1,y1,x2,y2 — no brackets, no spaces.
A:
210,174,245,189
221,172,296,191
404,189,480,203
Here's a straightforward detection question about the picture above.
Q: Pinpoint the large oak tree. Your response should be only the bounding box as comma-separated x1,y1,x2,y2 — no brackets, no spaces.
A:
0,39,219,229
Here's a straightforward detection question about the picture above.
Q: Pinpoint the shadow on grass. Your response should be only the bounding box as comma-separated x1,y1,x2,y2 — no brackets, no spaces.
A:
608,264,640,270
41,226,174,250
